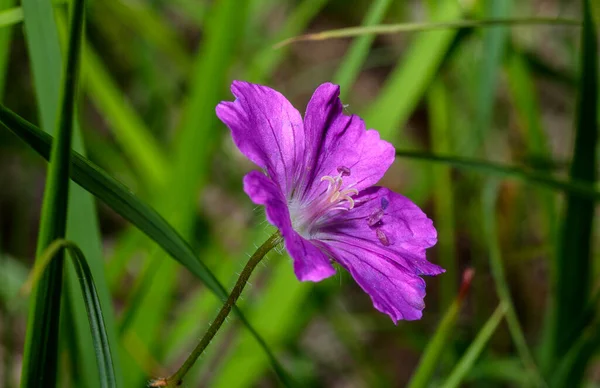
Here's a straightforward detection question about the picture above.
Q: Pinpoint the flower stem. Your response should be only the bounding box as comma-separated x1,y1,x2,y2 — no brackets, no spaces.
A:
150,231,282,387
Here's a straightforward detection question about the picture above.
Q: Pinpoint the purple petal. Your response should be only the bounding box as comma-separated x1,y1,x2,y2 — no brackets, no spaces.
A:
217,81,305,195
300,83,395,201
320,187,442,276
243,171,291,231
317,187,443,322
324,240,428,322
243,171,336,282
284,232,336,282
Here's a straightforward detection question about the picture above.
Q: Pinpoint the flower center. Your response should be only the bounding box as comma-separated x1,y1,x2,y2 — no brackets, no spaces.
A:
290,166,359,238
319,166,359,211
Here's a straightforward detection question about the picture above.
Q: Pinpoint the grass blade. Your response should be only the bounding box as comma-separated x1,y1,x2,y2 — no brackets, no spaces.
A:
0,105,291,385
551,0,598,379
246,0,329,83
407,269,474,388
22,239,117,388
80,43,169,189
427,79,457,309
442,303,508,388
482,181,545,386
20,0,122,385
332,0,393,98
0,7,21,28
275,18,580,48
394,150,600,200
20,0,85,385
362,0,465,141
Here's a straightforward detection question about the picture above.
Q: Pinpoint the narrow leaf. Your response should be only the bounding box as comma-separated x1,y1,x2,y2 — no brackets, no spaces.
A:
442,303,508,388
275,17,580,48
551,0,598,381
0,105,291,385
21,0,85,385
22,240,117,388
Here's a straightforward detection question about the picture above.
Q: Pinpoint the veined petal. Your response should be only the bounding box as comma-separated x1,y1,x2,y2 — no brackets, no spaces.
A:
243,171,336,282
319,187,442,276
300,83,395,201
285,232,336,282
243,171,291,231
218,81,305,195
325,241,428,322
317,187,443,322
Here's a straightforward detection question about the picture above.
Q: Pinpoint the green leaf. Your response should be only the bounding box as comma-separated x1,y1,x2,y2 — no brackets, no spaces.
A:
20,0,86,386
332,0,393,99
275,17,580,48
20,0,122,385
0,6,22,29
407,269,473,388
482,181,544,386
23,240,117,388
550,0,598,382
442,303,508,388
361,0,466,142
394,150,600,200
0,105,291,385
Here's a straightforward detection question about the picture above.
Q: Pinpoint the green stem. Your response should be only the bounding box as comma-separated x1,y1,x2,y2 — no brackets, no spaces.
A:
150,231,282,388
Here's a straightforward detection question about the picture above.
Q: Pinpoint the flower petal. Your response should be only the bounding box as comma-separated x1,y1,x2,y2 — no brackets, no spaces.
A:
324,241,428,322
243,170,291,231
300,83,395,200
218,81,305,195
243,171,336,282
317,187,443,322
319,187,442,276
285,232,336,282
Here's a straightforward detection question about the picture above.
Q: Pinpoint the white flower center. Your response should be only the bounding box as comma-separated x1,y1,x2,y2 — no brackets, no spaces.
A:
290,166,359,238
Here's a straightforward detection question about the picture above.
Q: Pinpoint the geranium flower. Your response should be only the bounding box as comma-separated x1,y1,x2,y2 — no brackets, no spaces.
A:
216,81,444,322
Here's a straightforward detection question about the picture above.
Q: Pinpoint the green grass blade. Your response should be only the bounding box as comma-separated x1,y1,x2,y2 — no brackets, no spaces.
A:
394,150,600,200
407,269,474,388
22,239,117,388
80,42,169,189
0,105,290,384
362,0,465,141
482,181,545,386
551,0,598,378
66,244,117,388
332,0,393,98
246,0,329,83
427,79,457,309
20,0,85,385
101,0,191,73
275,18,579,48
442,303,508,388
475,0,509,150
20,0,122,385
0,7,21,29
0,2,18,96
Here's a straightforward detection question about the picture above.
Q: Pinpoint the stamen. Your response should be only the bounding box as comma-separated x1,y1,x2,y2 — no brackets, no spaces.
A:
337,166,351,177
376,228,390,246
315,168,360,212
341,195,355,209
367,208,384,227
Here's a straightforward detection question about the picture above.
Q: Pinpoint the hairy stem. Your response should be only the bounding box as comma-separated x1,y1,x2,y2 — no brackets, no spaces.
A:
151,231,283,387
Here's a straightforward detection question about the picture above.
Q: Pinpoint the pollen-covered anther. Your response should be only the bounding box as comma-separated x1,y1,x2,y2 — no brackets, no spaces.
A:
319,168,359,210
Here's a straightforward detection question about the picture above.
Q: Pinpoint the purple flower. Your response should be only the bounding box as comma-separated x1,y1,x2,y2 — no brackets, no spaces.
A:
216,81,444,322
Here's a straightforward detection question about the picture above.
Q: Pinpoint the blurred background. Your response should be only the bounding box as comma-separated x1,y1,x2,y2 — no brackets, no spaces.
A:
0,0,598,387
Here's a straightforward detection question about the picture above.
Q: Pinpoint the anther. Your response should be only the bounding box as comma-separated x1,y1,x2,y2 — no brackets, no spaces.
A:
376,228,390,246
337,166,351,177
367,208,384,227
381,197,389,210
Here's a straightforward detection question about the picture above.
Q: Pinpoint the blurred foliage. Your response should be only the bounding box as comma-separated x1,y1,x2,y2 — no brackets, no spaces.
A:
0,0,598,387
